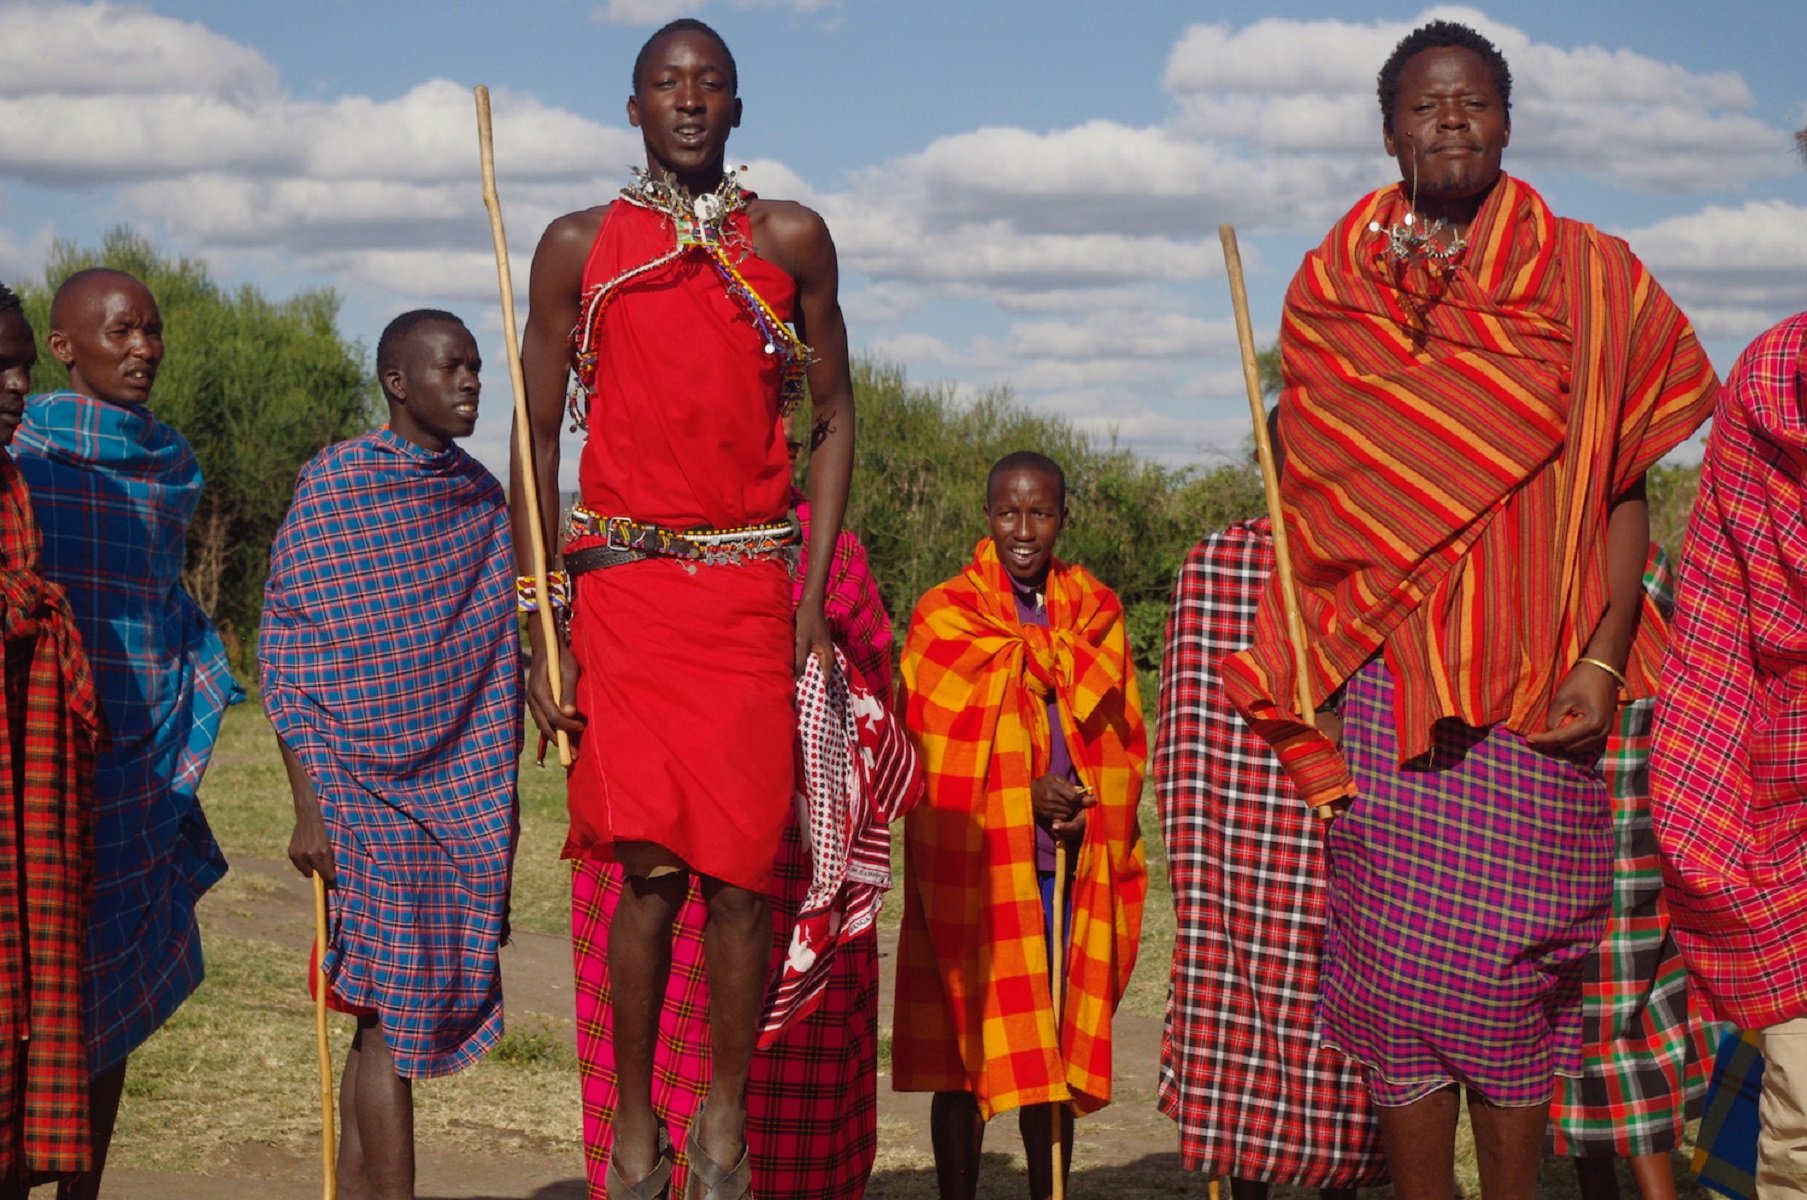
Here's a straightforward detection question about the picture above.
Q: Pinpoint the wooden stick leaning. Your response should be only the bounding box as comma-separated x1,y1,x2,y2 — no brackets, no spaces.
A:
1049,835,1071,1200
312,873,337,1200
475,83,571,767
1217,225,1335,821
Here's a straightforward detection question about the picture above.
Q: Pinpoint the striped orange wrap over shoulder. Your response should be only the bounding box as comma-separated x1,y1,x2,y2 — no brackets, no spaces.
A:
893,539,1147,1119
1222,175,1716,807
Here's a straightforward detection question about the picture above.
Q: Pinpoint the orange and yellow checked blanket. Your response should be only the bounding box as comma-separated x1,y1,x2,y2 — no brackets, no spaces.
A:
1223,174,1716,807
892,539,1146,1118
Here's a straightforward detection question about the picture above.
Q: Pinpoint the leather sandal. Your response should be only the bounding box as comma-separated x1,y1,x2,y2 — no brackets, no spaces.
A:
606,1125,674,1200
683,1102,753,1200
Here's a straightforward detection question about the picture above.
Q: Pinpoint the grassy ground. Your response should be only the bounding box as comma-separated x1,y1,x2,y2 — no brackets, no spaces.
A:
111,704,583,1174
117,703,1714,1200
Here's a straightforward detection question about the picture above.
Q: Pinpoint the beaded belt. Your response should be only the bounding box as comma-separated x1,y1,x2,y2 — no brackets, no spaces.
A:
563,506,799,576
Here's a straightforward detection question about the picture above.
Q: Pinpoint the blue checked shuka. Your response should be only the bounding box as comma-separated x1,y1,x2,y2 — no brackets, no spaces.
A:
1549,552,1712,1156
13,390,239,1075
1153,519,1385,1185
260,429,521,1078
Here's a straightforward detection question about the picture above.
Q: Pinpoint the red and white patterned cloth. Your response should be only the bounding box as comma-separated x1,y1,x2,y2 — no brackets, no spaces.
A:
1653,311,1807,1031
761,646,921,1044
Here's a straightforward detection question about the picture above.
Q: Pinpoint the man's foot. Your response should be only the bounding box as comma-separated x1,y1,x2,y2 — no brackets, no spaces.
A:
607,1126,674,1200
684,1101,751,1200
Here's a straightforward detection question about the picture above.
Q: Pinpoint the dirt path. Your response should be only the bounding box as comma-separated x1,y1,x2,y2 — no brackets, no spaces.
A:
98,855,1183,1199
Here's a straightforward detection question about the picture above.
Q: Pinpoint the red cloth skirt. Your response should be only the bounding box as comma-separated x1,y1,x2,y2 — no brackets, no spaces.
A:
563,554,794,893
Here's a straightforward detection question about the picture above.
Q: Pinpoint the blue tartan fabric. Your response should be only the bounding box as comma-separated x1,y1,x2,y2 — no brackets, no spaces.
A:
12,390,238,1075
260,429,521,1079
1693,1029,1764,1200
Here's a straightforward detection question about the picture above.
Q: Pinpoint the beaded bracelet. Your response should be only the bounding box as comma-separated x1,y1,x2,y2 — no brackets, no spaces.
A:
515,571,571,613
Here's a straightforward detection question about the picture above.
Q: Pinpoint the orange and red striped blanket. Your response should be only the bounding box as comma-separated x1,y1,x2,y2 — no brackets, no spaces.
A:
1223,174,1716,806
893,539,1146,1118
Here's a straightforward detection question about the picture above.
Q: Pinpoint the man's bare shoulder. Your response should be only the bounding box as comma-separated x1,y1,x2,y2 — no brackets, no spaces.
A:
538,204,612,256
748,197,830,245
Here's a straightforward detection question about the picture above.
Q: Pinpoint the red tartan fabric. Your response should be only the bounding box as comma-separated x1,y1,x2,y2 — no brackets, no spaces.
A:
0,450,99,1178
1653,311,1807,1030
572,831,880,1200
1223,176,1717,807
1153,519,1385,1185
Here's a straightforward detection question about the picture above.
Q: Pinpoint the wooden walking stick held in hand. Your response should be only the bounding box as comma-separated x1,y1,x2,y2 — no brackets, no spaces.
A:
1218,225,1335,821
312,872,337,1200
475,83,571,767
1050,834,1072,1200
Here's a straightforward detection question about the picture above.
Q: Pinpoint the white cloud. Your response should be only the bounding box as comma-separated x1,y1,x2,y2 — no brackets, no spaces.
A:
1618,200,1807,342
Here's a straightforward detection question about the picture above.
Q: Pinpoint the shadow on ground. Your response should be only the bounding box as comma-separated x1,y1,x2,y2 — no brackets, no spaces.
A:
869,1151,1193,1198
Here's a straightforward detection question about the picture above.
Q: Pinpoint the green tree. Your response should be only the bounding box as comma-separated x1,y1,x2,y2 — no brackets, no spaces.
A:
828,358,1263,670
18,228,376,666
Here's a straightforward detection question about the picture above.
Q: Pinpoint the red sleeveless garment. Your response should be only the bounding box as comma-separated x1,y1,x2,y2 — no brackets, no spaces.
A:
563,197,797,891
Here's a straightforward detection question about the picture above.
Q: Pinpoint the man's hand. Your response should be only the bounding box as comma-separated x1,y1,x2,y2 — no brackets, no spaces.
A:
289,802,336,888
526,635,584,746
794,595,833,678
1031,774,1096,843
1525,663,1618,754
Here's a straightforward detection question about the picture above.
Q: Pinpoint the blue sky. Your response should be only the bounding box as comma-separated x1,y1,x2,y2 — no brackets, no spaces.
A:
1,0,1802,483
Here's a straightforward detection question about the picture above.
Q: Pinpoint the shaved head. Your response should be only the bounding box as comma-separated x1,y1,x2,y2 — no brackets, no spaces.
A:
50,267,152,329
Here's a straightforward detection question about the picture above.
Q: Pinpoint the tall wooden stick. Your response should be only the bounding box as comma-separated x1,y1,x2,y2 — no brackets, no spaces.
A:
1050,839,1070,1200
476,83,570,767
312,873,337,1200
1218,225,1334,821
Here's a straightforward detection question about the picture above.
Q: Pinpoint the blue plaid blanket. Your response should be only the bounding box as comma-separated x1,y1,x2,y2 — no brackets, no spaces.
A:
260,429,521,1078
12,390,238,1074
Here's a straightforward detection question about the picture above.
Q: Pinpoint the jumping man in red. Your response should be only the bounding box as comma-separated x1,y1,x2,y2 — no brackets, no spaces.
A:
516,19,854,1200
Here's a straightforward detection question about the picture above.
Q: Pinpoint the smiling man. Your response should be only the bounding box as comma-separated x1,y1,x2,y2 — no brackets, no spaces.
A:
1221,20,1717,1200
895,450,1147,1200
12,267,240,1200
515,17,854,1200
259,308,521,1200
0,282,100,1200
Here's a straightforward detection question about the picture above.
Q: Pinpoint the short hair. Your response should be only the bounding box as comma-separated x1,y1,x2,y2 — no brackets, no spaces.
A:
49,267,149,329
1377,19,1513,133
633,18,738,96
0,280,20,319
986,450,1067,508
376,308,465,399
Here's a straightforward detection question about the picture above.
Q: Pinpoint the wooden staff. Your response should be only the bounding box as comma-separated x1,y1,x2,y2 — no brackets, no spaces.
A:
312,873,337,1200
1050,837,1070,1200
475,83,570,767
1218,224,1334,821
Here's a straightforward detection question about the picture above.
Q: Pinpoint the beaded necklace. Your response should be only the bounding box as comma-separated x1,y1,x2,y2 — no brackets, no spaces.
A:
566,166,812,433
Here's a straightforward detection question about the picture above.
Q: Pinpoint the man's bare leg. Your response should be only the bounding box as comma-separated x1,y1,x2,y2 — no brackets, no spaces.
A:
694,877,771,1169
1019,1102,1074,1200
1625,1152,1678,1200
1375,1085,1460,1200
336,1033,368,1198
339,1016,413,1200
608,851,685,1183
56,1061,124,1200
930,1091,984,1200
1467,1089,1550,1200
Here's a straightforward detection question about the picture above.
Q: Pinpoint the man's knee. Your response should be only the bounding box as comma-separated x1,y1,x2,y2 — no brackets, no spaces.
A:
701,881,768,933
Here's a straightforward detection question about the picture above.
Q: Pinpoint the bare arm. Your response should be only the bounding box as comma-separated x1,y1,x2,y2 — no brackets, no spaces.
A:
513,207,603,739
756,201,855,675
277,735,335,886
1528,476,1648,751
